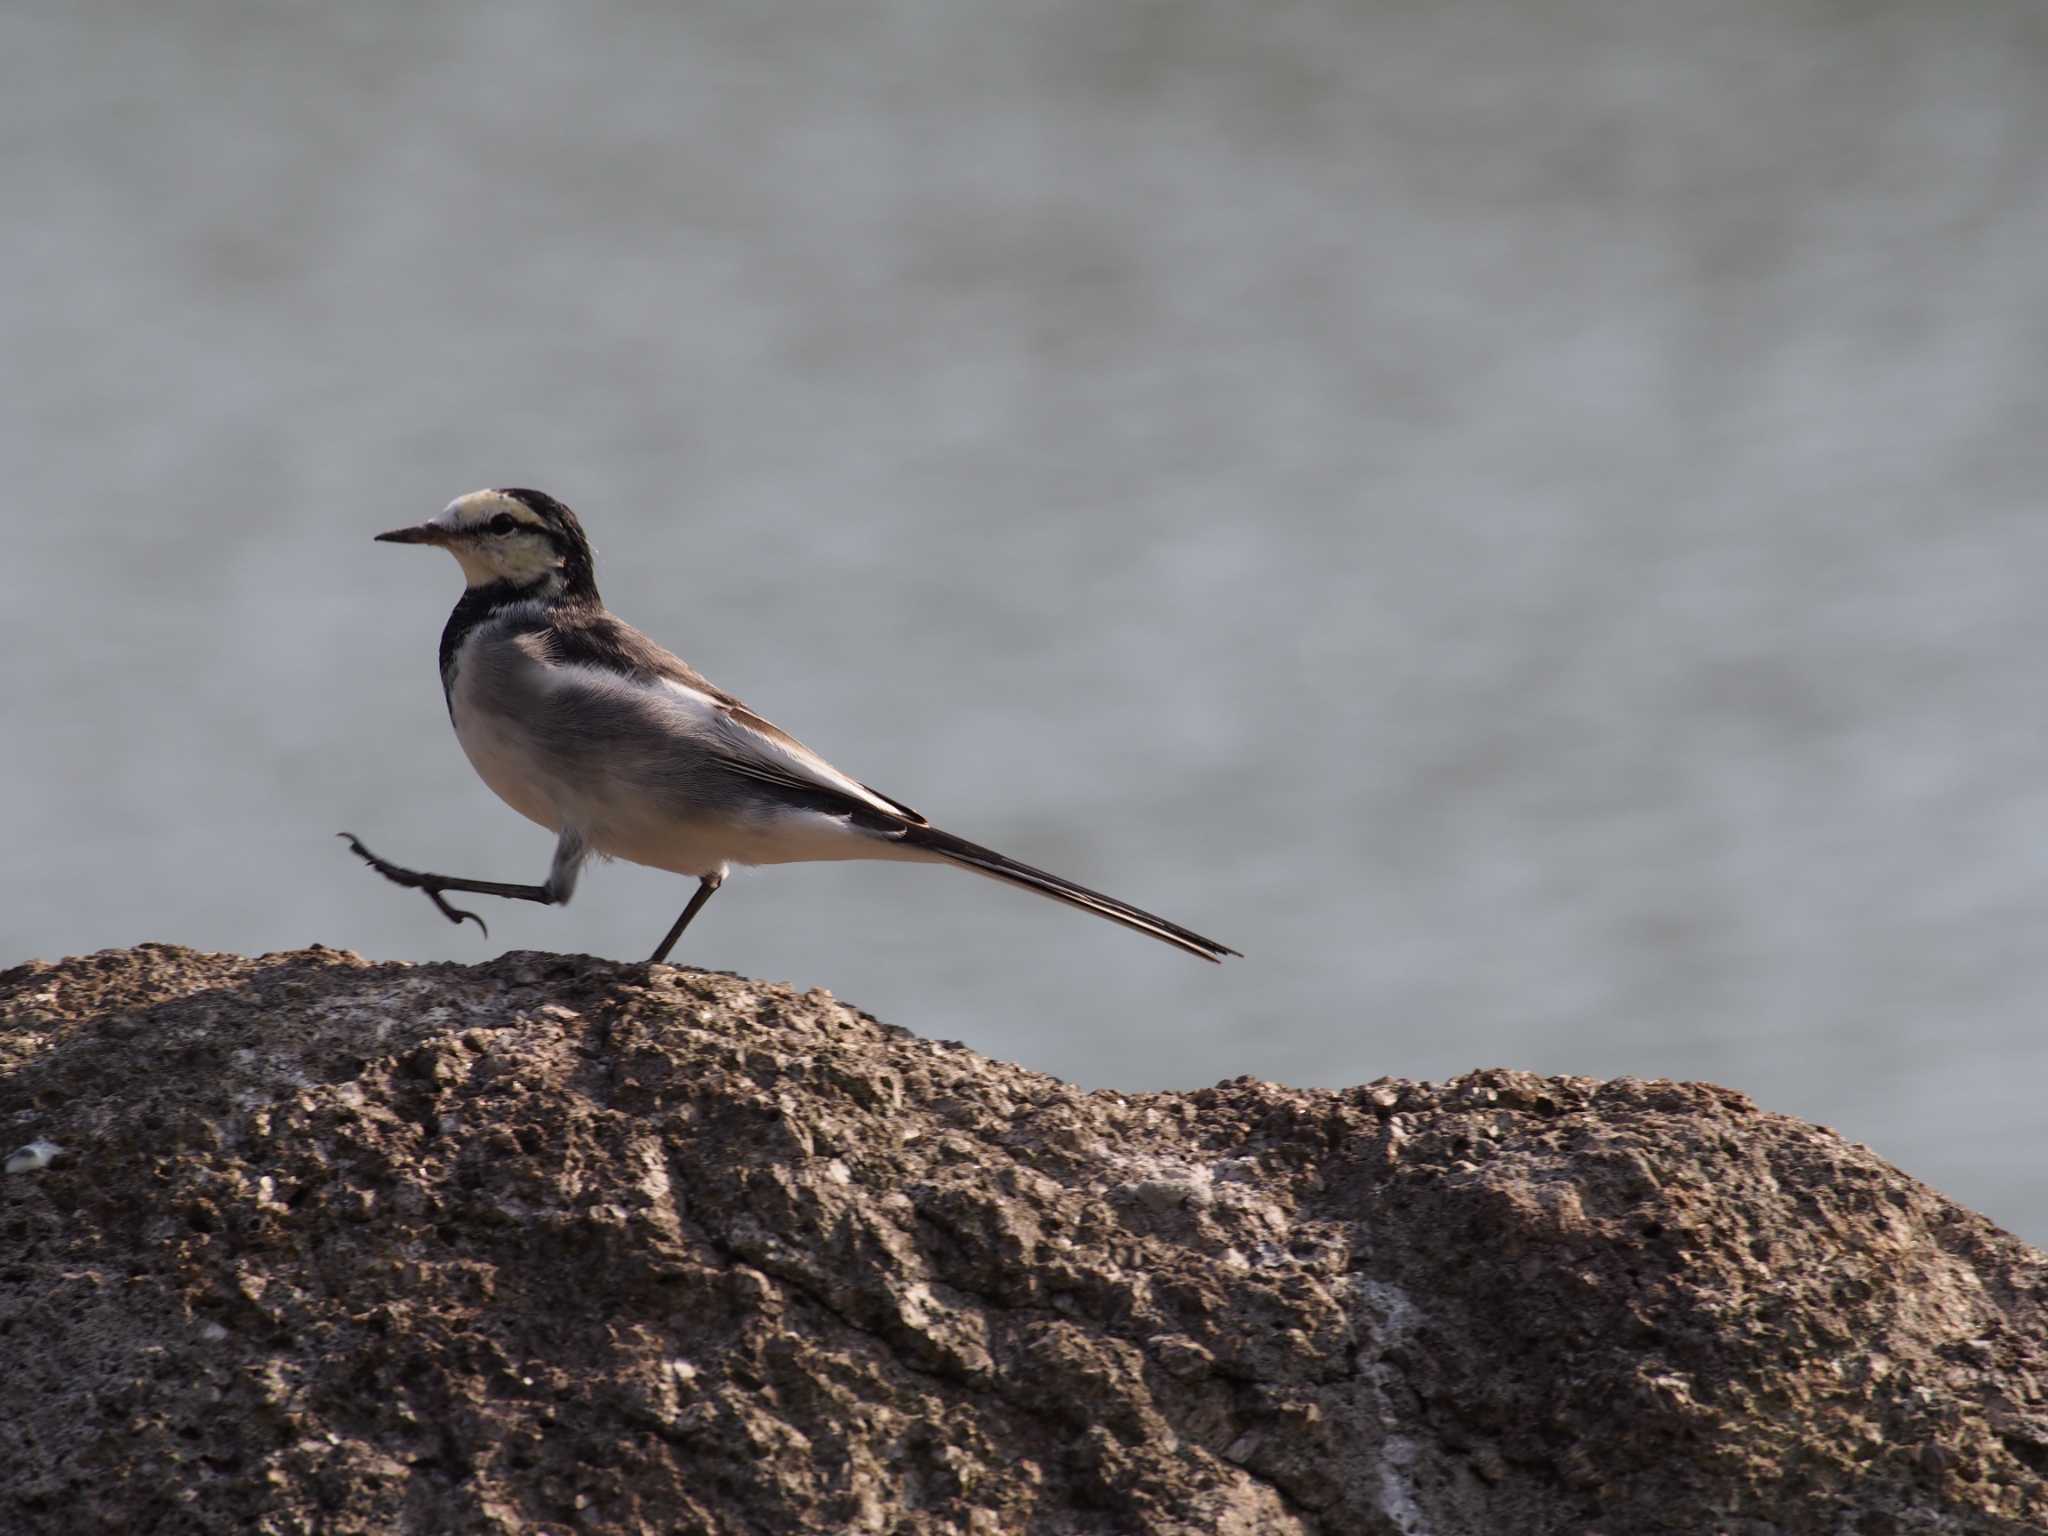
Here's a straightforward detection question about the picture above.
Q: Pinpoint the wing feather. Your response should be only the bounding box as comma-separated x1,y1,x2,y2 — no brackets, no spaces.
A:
713,702,927,826
536,604,925,829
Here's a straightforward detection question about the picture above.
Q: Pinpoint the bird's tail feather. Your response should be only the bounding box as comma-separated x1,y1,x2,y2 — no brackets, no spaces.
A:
900,825,1240,963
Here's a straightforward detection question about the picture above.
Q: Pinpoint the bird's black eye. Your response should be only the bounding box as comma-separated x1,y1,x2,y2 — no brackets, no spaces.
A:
487,512,519,535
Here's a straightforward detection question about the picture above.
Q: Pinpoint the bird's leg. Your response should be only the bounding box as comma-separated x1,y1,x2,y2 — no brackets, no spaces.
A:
338,832,560,938
648,874,724,964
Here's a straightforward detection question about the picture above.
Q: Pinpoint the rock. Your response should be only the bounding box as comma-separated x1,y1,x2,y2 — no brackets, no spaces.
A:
0,944,2042,1535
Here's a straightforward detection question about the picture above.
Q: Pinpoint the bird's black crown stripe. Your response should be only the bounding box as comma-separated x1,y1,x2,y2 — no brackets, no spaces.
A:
489,488,600,602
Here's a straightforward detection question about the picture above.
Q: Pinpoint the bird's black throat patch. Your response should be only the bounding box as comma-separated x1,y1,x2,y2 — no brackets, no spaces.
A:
438,581,554,704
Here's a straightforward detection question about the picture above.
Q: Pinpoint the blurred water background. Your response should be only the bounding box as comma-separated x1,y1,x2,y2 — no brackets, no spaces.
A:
5,2,2046,1240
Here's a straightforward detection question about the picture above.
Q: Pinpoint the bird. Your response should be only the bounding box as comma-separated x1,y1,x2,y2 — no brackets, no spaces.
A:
343,488,1240,966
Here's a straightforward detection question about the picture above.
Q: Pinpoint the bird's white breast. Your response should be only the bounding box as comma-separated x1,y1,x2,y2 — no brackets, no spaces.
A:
448,653,564,835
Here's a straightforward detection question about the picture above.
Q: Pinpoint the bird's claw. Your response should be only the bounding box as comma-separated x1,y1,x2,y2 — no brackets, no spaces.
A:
339,831,374,862
423,890,489,937
337,832,489,938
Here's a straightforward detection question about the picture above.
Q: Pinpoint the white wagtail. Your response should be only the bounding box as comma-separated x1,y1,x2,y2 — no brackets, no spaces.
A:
343,488,1240,965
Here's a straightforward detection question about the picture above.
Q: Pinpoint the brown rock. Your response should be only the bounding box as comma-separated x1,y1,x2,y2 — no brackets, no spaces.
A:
1,945,2043,1534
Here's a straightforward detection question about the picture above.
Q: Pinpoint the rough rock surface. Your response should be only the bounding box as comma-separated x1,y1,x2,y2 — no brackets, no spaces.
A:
2,946,2045,1535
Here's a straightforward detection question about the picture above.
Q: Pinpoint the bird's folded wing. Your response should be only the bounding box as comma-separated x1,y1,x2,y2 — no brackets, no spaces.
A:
534,609,927,830
702,697,927,828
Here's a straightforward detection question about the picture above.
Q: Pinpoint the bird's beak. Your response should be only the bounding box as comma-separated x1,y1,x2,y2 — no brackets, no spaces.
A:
374,523,452,546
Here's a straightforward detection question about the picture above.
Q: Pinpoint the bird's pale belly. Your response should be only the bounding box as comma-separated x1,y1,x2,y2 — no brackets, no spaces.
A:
450,693,904,880
451,703,563,836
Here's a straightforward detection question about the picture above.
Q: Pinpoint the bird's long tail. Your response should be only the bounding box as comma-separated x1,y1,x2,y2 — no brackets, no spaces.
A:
898,825,1240,963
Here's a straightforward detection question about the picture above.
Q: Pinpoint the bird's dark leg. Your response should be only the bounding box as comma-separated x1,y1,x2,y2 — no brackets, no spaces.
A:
648,874,723,964
339,832,558,938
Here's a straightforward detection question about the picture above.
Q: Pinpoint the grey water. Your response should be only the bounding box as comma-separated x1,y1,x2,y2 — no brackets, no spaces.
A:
5,2,2046,1242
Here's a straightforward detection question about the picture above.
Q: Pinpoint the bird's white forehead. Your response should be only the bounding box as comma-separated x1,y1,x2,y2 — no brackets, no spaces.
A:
437,489,545,531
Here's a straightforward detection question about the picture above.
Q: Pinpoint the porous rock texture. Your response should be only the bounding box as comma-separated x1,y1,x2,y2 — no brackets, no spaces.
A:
2,946,2045,1536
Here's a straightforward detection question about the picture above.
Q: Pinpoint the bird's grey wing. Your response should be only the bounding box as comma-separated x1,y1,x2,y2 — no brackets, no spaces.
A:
707,700,927,826
540,610,927,828
547,606,749,707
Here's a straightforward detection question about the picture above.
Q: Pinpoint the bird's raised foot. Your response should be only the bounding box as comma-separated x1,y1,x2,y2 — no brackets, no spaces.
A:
337,832,490,936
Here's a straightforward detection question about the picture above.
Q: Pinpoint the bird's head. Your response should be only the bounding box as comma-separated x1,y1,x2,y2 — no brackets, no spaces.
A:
377,488,598,600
